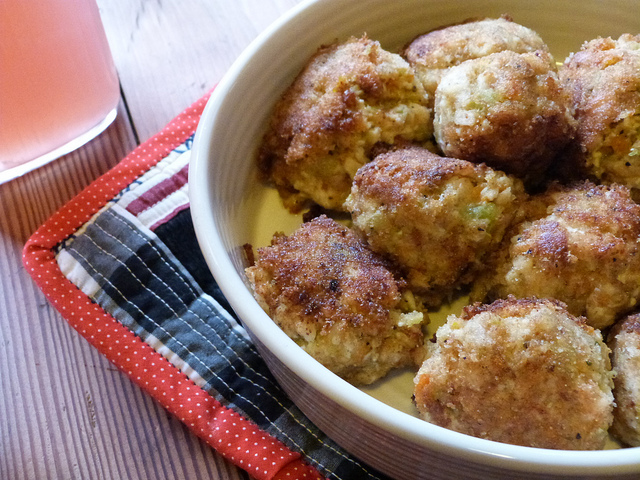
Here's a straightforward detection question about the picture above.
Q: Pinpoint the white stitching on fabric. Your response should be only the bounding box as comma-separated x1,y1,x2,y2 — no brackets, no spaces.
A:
108,206,260,351
96,211,375,478
103,210,274,376
69,240,331,473
103,209,292,386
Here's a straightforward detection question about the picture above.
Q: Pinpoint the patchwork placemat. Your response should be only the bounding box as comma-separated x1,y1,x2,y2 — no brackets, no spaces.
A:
23,92,389,480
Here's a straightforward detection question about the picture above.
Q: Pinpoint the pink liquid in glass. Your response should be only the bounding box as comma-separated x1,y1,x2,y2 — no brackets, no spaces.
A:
0,0,120,182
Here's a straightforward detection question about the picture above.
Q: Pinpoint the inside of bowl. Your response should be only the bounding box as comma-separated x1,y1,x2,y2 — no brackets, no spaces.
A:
217,0,640,254
193,0,640,471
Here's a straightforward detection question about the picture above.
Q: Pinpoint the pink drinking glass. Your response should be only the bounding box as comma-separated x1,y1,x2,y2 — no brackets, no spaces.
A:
0,0,120,184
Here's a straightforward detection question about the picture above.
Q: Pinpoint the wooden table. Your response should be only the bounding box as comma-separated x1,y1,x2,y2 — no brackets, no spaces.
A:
0,1,304,478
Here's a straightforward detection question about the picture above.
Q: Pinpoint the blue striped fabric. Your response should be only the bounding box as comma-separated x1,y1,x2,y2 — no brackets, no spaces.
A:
55,144,388,480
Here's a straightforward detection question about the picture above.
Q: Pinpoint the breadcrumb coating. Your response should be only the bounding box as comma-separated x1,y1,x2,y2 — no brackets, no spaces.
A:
472,181,640,329
433,50,575,180
414,297,614,450
608,313,640,447
345,146,524,306
258,35,432,212
402,16,550,109
245,215,427,385
560,34,640,191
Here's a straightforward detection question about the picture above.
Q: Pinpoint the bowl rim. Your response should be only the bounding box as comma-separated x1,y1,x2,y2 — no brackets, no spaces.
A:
189,0,640,475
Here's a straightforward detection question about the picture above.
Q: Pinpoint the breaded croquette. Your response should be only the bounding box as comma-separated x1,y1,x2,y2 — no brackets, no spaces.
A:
472,181,640,329
414,297,614,450
245,215,427,385
402,16,549,109
607,313,640,447
433,50,575,180
345,146,524,306
560,34,640,193
258,35,432,213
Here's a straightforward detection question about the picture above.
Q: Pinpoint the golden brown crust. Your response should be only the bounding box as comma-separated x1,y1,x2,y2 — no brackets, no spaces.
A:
414,297,614,450
251,216,402,332
561,35,640,153
345,146,525,306
433,50,576,180
607,313,640,446
560,35,640,189
471,181,640,329
610,312,640,337
245,215,427,385
460,295,581,324
258,35,432,212
402,16,549,109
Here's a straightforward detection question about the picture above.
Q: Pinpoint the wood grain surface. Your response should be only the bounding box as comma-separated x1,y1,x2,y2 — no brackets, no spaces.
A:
0,1,303,479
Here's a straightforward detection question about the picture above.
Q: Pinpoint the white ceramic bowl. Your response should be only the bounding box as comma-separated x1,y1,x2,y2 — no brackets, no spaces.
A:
190,1,640,478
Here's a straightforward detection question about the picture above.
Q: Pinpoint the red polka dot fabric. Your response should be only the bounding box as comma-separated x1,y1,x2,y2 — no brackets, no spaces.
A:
22,91,325,480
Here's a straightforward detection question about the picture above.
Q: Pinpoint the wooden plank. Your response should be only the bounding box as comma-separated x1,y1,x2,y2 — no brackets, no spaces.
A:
97,0,304,142
0,102,135,480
